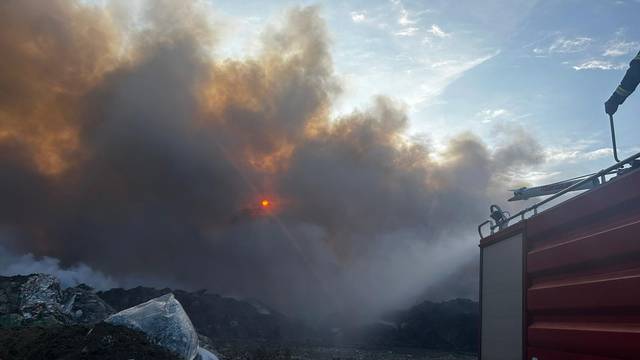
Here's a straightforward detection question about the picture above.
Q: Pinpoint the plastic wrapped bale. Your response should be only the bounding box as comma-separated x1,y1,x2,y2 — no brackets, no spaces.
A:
105,293,198,360
196,347,219,360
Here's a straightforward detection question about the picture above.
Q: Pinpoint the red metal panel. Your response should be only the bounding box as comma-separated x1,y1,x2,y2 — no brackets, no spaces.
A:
528,269,640,311
524,168,640,359
528,322,640,359
528,347,626,360
527,219,640,274
527,170,640,244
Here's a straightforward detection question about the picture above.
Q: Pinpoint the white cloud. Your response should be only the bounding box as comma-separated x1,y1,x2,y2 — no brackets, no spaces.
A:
350,11,366,23
406,51,500,106
477,108,510,123
398,7,415,26
572,60,626,71
342,51,499,117
430,60,454,68
545,148,581,162
427,51,499,74
534,36,593,55
389,0,417,25
394,27,419,37
508,169,561,186
427,24,450,38
545,146,613,164
603,39,639,57
531,33,637,71
550,36,592,53
584,148,613,160
389,0,420,37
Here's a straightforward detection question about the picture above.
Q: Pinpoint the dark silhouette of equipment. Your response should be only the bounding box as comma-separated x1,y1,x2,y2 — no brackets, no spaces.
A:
609,114,620,162
489,204,509,229
605,50,640,116
509,176,600,202
605,50,639,161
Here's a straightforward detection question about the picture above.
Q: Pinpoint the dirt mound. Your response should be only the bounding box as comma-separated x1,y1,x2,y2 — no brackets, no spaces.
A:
0,322,180,360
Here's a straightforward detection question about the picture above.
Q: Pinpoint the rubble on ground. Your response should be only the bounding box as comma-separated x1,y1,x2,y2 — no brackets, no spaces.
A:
0,322,181,360
0,274,114,327
64,283,115,324
0,274,220,359
98,286,314,343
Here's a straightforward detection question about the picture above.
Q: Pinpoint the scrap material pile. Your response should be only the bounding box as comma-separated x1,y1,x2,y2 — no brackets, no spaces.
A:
0,273,218,360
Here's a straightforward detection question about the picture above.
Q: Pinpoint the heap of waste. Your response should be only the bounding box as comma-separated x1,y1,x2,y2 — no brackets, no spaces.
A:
0,273,114,327
0,274,218,360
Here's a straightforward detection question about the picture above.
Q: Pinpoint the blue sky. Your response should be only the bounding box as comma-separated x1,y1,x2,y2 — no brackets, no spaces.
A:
210,0,640,190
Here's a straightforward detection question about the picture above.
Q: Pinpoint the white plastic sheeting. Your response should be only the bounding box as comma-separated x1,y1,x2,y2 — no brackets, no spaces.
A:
105,293,199,360
196,347,220,360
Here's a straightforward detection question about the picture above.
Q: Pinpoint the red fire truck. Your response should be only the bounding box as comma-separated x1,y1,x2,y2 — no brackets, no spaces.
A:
478,151,640,360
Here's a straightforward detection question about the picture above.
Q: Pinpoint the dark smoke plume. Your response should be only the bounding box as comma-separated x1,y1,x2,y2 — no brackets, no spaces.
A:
0,0,542,319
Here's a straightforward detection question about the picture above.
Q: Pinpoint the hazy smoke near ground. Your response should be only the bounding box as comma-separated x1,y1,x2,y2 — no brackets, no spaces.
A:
0,242,117,290
0,0,542,319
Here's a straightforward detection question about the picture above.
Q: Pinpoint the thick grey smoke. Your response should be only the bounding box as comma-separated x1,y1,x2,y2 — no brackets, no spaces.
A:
0,0,542,319
0,241,117,290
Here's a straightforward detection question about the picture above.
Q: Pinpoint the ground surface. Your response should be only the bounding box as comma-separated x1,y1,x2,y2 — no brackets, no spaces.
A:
0,323,180,360
207,341,477,360
0,325,477,360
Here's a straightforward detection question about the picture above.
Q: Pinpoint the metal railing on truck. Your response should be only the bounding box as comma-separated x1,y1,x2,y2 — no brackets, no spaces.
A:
478,150,640,239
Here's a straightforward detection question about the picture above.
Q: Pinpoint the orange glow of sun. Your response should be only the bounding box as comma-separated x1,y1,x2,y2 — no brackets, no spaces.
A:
260,199,271,208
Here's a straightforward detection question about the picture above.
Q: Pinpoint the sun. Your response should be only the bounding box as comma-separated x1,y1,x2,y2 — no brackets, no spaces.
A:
260,199,271,208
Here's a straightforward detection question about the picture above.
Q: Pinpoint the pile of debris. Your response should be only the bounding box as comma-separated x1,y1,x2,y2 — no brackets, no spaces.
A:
0,274,219,360
0,274,113,327
98,286,315,343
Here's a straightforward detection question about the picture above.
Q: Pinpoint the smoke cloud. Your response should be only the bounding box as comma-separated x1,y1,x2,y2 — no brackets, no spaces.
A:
0,232,117,290
0,0,542,319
